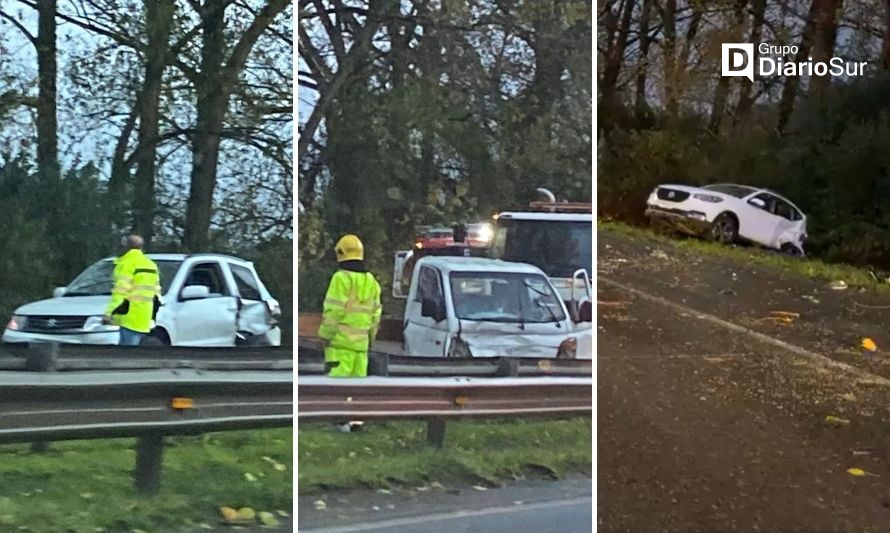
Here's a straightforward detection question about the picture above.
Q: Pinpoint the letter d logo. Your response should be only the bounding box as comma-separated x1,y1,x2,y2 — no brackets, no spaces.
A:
722,43,754,82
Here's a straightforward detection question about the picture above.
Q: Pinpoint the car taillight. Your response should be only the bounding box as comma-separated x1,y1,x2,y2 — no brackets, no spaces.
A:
557,337,577,359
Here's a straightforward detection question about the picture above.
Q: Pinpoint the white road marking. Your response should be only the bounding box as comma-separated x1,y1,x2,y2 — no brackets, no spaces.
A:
302,497,592,532
599,276,890,386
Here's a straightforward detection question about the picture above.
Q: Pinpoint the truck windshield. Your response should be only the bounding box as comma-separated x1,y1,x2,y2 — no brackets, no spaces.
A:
64,259,182,296
490,219,592,278
449,272,566,323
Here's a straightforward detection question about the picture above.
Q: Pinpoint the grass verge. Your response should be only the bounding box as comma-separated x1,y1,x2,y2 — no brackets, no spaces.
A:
599,220,890,293
297,418,591,495
0,429,292,533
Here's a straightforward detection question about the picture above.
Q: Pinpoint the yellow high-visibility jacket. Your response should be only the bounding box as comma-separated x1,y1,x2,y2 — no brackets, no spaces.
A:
106,249,161,333
318,270,382,354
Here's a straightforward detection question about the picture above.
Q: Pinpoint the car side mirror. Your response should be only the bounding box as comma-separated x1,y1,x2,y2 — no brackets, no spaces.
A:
52,287,66,298
180,285,211,301
421,298,445,322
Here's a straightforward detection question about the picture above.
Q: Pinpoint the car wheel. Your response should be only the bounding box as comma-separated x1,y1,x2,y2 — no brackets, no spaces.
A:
780,242,804,257
140,333,168,346
709,213,738,244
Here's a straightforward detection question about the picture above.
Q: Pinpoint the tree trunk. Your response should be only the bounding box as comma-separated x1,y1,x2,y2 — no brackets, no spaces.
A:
184,0,227,252
183,0,289,251
132,0,175,243
777,0,820,134
635,0,654,118
710,0,747,133
735,0,766,122
662,0,678,118
809,0,841,96
883,0,890,69
35,0,59,189
600,0,634,128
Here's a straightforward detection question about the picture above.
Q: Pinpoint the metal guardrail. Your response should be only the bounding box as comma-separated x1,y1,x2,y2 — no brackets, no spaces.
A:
297,339,592,378
0,343,293,371
298,375,592,447
0,343,293,494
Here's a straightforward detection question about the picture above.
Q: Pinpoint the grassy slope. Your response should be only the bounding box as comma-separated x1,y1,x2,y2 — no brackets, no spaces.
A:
0,429,292,533
298,419,592,495
599,221,890,293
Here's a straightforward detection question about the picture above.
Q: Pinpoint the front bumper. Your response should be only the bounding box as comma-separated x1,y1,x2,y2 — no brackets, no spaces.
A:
645,206,712,235
2,329,120,345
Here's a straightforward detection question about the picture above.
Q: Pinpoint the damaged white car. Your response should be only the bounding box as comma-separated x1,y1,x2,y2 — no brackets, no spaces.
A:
399,256,588,359
645,183,807,256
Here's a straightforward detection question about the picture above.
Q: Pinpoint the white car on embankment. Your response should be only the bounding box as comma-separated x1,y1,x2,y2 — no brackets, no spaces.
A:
645,183,807,256
2,254,281,346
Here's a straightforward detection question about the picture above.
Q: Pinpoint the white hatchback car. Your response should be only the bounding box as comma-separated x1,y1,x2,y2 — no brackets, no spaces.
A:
2,253,282,346
645,183,807,255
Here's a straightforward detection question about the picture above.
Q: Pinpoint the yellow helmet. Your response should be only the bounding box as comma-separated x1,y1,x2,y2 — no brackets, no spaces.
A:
335,234,364,262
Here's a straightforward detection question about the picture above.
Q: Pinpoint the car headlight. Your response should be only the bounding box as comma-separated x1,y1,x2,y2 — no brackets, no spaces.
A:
6,315,26,331
693,193,723,203
83,316,112,331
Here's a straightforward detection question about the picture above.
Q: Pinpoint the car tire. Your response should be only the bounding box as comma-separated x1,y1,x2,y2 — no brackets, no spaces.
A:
709,213,738,244
140,333,168,346
780,242,804,257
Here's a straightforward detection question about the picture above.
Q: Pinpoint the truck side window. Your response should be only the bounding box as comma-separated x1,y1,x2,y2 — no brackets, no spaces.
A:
416,266,443,305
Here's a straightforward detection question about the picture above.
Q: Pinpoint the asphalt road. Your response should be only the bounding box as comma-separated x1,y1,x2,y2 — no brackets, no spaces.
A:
598,229,890,532
299,477,592,533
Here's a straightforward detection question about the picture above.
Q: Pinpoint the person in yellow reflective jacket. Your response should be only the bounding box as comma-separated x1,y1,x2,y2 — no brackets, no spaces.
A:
103,235,162,346
319,234,382,379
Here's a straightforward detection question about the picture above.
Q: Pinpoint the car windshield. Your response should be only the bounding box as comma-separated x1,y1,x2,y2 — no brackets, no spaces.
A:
64,259,182,296
490,219,592,278
701,184,757,198
449,272,566,323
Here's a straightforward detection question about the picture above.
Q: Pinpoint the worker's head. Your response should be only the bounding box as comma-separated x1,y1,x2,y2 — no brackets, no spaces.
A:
121,234,144,252
335,234,364,262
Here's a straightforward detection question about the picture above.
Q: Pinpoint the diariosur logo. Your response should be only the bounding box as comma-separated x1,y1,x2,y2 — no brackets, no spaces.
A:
722,43,868,82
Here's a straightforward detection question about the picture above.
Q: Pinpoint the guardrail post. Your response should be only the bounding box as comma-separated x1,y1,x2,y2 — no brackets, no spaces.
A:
368,352,389,376
426,418,446,448
134,435,164,494
28,343,58,453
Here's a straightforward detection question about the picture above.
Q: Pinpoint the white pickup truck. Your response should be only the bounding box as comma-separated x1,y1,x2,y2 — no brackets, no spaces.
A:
399,256,590,359
2,253,282,346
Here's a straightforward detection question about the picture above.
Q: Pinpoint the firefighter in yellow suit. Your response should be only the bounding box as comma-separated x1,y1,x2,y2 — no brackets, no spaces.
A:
318,234,382,379
103,235,162,346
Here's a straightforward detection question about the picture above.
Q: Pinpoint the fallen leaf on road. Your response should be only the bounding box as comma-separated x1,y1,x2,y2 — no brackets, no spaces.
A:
830,280,849,291
372,506,381,511
472,485,488,491
862,338,878,352
313,500,327,511
276,510,290,517
846,468,878,477
770,311,800,318
852,450,871,456
376,489,392,495
825,415,850,426
802,295,821,304
650,249,669,260
430,481,444,489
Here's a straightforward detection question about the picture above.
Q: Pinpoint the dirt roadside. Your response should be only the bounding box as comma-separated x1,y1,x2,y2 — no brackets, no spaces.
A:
599,230,890,378
598,229,890,532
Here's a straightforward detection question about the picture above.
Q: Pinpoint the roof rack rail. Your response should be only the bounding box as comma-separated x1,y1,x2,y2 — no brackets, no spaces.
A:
528,201,592,213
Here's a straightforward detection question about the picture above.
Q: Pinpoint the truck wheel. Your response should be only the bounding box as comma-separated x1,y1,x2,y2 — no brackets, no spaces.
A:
709,213,738,244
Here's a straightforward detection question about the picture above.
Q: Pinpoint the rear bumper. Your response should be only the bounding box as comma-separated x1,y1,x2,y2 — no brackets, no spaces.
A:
645,206,712,234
